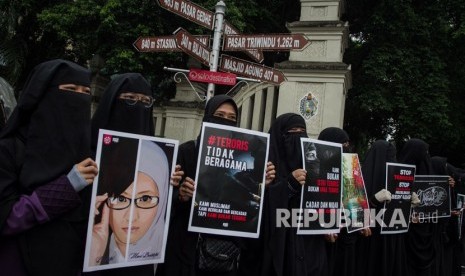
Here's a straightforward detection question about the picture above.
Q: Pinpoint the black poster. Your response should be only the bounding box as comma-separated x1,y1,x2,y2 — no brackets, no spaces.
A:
298,138,342,234
381,163,416,234
188,123,269,238
411,175,451,219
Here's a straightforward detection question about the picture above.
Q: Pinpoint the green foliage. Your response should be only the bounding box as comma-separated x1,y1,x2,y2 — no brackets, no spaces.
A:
1,0,298,99
345,0,465,166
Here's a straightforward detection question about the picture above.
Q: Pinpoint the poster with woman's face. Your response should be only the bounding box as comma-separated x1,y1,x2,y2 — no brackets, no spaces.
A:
83,129,178,272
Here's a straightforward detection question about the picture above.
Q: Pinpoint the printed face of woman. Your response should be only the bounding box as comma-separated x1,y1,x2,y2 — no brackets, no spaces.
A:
110,172,159,249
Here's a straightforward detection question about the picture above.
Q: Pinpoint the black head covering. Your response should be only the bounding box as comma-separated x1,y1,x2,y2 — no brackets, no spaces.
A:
398,138,432,175
91,73,154,152
1,59,92,191
318,126,351,153
268,113,307,177
202,94,238,126
431,156,448,175
362,140,397,197
195,95,238,148
318,127,349,144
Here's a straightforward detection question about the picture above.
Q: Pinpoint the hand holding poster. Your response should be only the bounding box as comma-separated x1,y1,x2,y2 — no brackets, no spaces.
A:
341,153,370,233
380,163,416,234
411,175,451,220
297,138,342,234
83,130,178,272
188,122,269,238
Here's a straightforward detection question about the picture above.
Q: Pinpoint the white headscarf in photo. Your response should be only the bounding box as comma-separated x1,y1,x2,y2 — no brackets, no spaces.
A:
108,140,169,263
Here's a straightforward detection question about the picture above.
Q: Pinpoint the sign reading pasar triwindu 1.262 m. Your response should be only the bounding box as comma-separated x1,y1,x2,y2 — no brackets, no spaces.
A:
145,0,311,85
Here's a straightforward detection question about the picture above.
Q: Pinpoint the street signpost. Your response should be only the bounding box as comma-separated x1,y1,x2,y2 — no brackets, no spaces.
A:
174,28,212,67
133,35,209,52
149,0,304,100
223,33,311,51
223,21,263,63
157,0,215,30
219,54,286,85
188,68,236,86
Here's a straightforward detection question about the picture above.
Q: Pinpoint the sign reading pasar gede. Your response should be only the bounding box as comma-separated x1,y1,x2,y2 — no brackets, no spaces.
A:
157,0,214,30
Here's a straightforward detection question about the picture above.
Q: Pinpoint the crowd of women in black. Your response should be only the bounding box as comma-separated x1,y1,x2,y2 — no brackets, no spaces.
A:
1,59,464,276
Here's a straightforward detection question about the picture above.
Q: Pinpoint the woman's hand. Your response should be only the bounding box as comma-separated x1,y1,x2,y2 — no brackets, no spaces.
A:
325,233,338,243
360,228,372,237
179,177,196,202
170,165,184,187
292,169,307,186
76,158,98,185
265,162,276,186
89,193,110,266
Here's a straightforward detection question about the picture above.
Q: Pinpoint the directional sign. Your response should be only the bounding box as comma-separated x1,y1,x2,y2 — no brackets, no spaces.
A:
219,55,286,85
174,28,211,66
157,0,215,30
133,35,210,52
223,34,310,51
188,68,236,86
223,21,263,63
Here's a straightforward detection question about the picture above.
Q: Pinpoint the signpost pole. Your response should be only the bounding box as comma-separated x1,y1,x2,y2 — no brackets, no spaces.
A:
206,1,226,102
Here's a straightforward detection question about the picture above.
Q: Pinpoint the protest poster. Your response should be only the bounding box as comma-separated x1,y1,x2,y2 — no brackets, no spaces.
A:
457,194,465,239
411,175,451,219
341,153,370,233
380,163,416,234
83,129,178,272
188,122,270,238
297,138,342,234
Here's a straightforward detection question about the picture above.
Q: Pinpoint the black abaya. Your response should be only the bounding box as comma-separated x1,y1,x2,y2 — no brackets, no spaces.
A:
398,138,436,276
263,113,328,276
358,140,408,276
159,95,240,276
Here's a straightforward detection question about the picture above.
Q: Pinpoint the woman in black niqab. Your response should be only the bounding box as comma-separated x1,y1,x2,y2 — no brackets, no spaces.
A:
158,94,240,276
317,127,355,276
1,59,92,190
398,138,435,276
91,73,154,154
0,59,98,275
358,140,408,276
261,113,327,276
87,73,158,276
430,156,461,276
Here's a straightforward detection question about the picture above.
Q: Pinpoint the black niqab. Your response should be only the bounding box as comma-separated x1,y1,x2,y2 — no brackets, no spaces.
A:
1,59,91,191
398,138,432,175
202,94,238,126
195,94,238,146
318,127,349,144
362,140,397,197
268,113,307,177
91,73,154,151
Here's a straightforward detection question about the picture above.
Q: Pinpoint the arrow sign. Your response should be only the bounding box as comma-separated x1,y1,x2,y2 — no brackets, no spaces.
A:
188,68,236,86
219,55,286,85
157,0,215,30
174,28,211,66
223,34,310,51
133,35,210,52
223,21,263,63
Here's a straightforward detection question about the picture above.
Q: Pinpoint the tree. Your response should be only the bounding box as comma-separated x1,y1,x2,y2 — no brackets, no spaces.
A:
1,0,299,100
343,0,465,166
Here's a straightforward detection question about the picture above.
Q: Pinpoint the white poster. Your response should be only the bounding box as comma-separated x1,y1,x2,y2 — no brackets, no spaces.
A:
83,129,178,271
